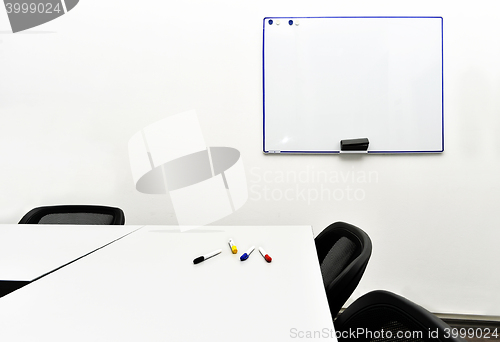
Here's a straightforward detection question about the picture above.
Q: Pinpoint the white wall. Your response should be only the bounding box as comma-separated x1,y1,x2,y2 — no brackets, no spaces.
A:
1,0,499,316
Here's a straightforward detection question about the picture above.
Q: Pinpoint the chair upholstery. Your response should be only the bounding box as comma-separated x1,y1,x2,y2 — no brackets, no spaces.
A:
19,205,125,225
334,290,467,342
315,221,372,319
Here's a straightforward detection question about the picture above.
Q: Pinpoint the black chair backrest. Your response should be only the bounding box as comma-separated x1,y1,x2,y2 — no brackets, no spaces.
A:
315,221,372,319
19,205,125,225
334,290,467,342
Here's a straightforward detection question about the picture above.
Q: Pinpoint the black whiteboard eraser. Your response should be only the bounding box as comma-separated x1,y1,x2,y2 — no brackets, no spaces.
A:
340,138,369,151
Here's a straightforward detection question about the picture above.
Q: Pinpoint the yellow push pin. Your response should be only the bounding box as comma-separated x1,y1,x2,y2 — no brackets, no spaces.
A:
228,238,238,254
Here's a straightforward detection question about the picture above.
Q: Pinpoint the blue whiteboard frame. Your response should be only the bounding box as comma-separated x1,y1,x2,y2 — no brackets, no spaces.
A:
262,17,444,154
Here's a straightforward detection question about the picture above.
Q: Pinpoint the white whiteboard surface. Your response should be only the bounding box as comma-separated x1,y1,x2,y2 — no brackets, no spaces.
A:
263,17,444,154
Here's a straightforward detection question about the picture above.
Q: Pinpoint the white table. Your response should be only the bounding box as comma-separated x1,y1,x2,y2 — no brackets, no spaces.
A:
0,224,142,281
0,226,336,341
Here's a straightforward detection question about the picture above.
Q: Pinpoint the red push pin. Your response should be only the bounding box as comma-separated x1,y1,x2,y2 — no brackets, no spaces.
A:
259,247,272,263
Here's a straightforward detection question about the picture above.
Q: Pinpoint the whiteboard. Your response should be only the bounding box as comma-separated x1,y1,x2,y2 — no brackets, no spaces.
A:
263,17,444,154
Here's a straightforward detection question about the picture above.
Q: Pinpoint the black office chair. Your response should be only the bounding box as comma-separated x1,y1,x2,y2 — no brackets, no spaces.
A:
18,205,125,225
315,221,372,319
334,290,467,342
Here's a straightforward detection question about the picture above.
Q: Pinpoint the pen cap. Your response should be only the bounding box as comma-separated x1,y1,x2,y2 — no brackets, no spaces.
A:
259,247,272,263
193,256,204,264
228,239,238,254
